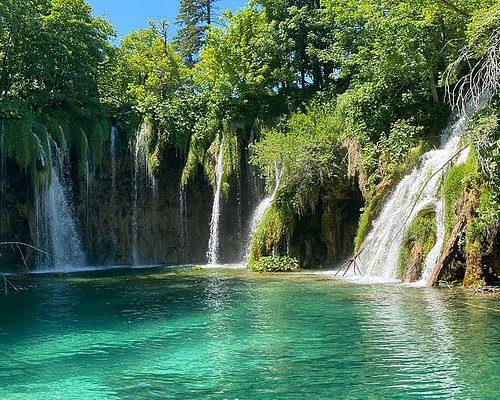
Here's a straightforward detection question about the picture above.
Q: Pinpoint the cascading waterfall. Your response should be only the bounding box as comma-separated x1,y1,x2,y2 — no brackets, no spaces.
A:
207,140,224,265
179,187,189,261
243,165,282,262
110,126,118,214
358,112,473,283
35,134,86,270
132,122,149,265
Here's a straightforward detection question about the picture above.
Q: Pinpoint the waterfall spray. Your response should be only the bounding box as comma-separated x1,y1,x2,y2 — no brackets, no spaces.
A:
132,123,149,265
35,133,86,270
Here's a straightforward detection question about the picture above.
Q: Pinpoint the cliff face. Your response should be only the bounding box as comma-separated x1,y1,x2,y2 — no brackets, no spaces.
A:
78,133,214,266
0,124,364,272
0,159,34,271
292,183,363,268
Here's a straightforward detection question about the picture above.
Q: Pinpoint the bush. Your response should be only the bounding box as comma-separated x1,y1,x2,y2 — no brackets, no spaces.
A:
251,256,299,272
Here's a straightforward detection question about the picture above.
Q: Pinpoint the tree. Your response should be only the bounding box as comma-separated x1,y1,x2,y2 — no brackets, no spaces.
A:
0,0,113,108
175,0,219,66
195,7,288,99
251,0,332,89
115,27,184,111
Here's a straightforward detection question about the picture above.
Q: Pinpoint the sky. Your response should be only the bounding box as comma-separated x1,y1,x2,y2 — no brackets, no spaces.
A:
87,0,248,41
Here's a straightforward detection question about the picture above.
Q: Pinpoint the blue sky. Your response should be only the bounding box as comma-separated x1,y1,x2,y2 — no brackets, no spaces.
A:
87,0,248,41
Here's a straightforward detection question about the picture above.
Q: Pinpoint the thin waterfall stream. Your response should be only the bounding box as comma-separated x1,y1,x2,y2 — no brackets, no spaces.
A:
110,126,118,214
179,186,188,262
207,140,224,265
132,123,149,265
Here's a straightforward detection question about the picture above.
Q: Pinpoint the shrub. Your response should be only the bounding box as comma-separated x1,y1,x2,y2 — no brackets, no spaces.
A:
251,256,299,272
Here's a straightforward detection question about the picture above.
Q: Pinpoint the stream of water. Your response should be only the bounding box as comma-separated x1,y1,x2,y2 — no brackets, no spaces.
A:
0,268,498,399
207,140,224,265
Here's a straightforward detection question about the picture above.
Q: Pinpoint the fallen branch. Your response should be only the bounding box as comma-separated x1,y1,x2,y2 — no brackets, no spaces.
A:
0,241,52,293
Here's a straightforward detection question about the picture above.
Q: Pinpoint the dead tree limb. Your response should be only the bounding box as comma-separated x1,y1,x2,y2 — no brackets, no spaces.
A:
0,241,53,294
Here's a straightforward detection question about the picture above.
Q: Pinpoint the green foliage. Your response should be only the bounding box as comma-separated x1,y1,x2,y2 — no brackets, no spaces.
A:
251,256,299,272
115,28,184,111
251,100,343,214
195,7,283,98
398,210,437,280
249,204,288,264
0,0,113,106
443,150,478,237
0,106,52,187
1,110,36,170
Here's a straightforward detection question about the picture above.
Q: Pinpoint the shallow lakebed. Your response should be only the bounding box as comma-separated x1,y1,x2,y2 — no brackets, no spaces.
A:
1,267,499,399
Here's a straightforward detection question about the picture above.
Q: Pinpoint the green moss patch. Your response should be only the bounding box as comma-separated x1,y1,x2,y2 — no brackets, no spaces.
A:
398,209,437,281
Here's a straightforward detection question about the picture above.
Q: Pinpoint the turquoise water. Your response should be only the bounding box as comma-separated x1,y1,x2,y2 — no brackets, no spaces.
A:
0,267,499,399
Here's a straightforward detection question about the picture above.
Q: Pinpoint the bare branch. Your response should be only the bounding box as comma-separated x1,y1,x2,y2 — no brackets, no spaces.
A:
445,29,500,116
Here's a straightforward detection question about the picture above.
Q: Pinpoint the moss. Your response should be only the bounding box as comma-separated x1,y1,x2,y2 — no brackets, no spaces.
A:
248,203,287,266
354,200,375,253
443,149,478,238
31,122,52,187
463,187,500,286
221,131,240,196
182,115,219,188
148,147,161,177
82,116,110,169
397,210,437,281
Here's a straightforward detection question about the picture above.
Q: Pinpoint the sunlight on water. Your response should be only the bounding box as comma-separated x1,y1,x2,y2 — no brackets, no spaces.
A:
0,268,499,399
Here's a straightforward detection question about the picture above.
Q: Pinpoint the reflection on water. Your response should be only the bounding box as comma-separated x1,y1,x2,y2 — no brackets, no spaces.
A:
0,269,499,399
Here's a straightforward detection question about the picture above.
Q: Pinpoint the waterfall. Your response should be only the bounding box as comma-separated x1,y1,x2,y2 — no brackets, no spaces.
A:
80,129,92,242
207,140,224,265
179,187,188,262
132,123,149,265
358,113,472,283
110,126,118,214
35,135,86,270
243,166,281,262
0,125,5,244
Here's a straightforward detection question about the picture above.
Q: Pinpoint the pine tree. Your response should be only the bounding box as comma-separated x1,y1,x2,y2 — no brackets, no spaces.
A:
175,0,218,66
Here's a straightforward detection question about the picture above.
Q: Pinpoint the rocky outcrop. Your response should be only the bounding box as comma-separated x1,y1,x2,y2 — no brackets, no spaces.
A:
0,159,35,271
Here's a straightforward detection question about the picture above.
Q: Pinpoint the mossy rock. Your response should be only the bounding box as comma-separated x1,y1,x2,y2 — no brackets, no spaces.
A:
398,209,437,282
248,203,287,263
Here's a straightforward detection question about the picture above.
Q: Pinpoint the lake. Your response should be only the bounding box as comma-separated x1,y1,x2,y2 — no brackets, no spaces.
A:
0,267,499,399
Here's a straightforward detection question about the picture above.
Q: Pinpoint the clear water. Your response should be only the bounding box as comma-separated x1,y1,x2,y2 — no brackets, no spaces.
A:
1,268,499,399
